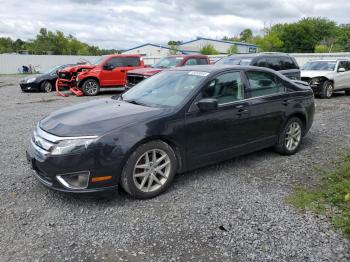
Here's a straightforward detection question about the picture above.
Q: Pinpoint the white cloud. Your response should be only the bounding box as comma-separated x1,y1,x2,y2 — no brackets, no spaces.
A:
0,0,349,49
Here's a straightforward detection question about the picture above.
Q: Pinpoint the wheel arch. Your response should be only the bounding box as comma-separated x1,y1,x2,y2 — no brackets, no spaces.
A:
122,135,184,174
286,112,307,135
79,76,100,88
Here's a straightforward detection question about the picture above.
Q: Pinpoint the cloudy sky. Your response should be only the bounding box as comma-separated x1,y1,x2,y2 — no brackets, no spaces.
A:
1,0,350,49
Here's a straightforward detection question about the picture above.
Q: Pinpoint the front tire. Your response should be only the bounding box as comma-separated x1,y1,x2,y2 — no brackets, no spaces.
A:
320,80,333,99
274,117,303,155
40,81,53,93
82,79,100,96
120,140,177,199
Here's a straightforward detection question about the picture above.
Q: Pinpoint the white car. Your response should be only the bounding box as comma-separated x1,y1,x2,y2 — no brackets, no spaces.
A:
301,59,350,98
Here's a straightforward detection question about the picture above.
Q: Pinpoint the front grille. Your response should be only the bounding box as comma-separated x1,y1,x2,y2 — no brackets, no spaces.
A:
32,126,58,154
58,72,72,80
127,74,146,87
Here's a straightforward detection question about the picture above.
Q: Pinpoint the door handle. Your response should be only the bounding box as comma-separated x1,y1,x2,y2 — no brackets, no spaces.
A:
120,69,126,73
236,107,249,116
282,99,290,106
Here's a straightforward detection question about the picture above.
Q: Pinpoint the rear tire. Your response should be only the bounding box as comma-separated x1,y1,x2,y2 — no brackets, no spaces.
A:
320,80,333,99
120,140,177,199
82,79,100,96
40,81,53,93
274,117,303,155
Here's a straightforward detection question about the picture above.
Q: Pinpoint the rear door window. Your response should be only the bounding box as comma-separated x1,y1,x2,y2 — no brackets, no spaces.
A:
280,56,298,70
246,71,285,97
266,57,282,71
198,58,209,65
255,57,269,68
121,57,140,67
184,58,198,66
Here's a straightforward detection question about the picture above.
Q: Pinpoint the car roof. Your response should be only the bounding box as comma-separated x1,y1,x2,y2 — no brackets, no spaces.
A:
307,59,350,62
166,54,208,58
168,64,277,74
228,52,292,58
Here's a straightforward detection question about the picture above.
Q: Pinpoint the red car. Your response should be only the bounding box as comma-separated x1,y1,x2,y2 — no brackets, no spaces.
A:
126,54,210,88
57,54,145,96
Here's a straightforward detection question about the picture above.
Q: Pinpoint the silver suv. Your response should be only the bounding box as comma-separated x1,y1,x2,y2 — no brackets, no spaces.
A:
301,59,350,98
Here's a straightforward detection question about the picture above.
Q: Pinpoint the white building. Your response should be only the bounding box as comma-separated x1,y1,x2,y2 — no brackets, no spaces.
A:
122,37,258,57
122,43,173,57
179,37,257,54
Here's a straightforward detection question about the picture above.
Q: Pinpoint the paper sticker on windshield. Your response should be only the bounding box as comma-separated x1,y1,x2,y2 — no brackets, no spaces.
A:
188,71,209,77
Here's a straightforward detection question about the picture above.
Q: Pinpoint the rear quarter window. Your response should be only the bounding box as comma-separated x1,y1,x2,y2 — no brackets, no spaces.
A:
280,56,298,70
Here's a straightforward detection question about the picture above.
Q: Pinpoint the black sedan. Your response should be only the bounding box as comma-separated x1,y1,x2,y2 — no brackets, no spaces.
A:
26,65,315,199
20,64,75,92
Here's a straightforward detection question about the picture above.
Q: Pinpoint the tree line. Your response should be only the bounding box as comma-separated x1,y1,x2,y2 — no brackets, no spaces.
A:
0,28,120,55
189,17,350,55
219,17,350,54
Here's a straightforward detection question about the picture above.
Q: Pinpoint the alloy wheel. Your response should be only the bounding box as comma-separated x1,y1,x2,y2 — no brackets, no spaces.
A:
285,122,302,151
133,149,171,193
326,83,333,98
44,82,52,92
85,81,98,95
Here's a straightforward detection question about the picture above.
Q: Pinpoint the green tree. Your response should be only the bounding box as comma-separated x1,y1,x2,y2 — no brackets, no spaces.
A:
169,44,179,55
227,45,238,54
314,44,329,53
240,29,253,42
254,29,283,52
199,44,219,55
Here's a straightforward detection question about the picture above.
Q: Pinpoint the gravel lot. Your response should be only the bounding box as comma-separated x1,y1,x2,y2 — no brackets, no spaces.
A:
0,75,349,262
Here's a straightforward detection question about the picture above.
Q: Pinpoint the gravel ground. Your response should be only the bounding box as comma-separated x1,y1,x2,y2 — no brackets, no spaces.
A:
0,75,349,262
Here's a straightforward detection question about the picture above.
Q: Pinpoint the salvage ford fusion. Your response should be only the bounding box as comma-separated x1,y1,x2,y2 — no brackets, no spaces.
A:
27,65,315,199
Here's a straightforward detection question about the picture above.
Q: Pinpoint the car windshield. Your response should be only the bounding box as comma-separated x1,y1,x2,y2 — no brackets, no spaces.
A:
152,57,184,68
302,61,336,71
43,65,62,74
90,56,106,65
216,56,253,66
121,71,208,107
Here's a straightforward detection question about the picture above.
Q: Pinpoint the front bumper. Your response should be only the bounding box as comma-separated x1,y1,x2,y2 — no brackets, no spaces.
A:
310,84,323,94
20,82,40,92
26,141,120,194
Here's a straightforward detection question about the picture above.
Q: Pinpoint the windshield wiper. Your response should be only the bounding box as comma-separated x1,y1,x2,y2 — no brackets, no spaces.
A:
125,99,144,106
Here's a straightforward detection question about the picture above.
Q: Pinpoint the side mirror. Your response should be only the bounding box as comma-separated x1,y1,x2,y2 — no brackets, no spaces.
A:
196,98,218,112
103,64,113,70
338,67,346,72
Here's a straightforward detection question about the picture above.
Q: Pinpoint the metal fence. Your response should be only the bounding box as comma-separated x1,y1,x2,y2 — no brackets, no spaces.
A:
2,53,350,74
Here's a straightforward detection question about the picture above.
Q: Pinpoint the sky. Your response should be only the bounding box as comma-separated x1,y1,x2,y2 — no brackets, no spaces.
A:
0,0,350,49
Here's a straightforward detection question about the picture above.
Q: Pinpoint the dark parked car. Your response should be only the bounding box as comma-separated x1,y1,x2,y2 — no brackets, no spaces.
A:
27,65,314,199
216,53,301,80
20,64,75,92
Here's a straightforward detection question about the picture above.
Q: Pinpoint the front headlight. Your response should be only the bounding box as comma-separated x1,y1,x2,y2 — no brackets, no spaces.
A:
51,138,95,155
26,77,36,83
311,77,321,85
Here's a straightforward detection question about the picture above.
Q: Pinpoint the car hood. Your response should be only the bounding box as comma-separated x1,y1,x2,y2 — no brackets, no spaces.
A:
301,70,334,78
39,98,165,137
60,64,95,73
128,67,163,76
20,74,42,82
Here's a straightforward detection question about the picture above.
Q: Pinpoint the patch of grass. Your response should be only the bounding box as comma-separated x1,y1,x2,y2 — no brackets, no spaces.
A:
287,154,350,236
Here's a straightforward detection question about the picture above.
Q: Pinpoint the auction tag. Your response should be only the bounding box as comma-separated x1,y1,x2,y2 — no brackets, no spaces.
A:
188,71,210,77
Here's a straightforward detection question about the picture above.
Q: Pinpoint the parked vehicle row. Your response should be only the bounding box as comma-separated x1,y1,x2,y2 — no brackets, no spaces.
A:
27,65,315,199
